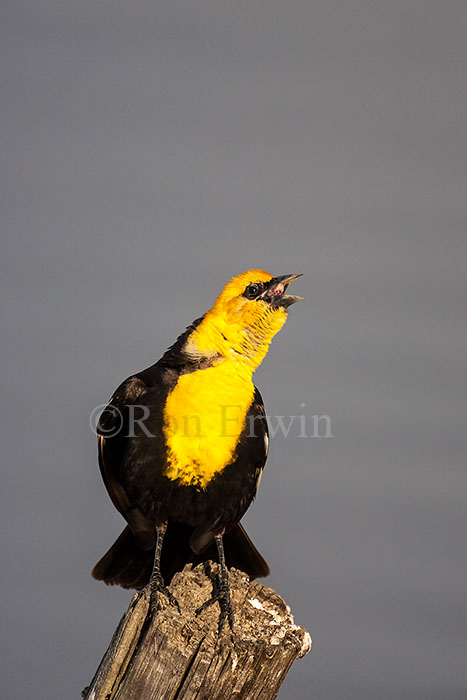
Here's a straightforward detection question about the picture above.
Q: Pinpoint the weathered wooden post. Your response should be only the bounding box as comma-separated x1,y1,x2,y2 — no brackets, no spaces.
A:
83,564,311,700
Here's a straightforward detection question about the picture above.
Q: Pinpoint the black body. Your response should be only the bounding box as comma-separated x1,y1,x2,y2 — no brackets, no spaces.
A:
93,322,270,589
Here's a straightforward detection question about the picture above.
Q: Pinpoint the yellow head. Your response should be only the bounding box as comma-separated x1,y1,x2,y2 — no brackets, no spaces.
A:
186,269,302,372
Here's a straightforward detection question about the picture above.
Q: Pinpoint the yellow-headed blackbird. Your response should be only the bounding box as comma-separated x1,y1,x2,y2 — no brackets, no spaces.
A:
93,270,302,631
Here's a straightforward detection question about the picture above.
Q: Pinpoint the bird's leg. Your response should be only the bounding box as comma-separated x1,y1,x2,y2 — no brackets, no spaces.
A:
196,533,234,634
149,524,180,613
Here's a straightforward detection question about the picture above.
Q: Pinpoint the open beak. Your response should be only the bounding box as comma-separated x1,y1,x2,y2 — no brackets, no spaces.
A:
262,273,303,309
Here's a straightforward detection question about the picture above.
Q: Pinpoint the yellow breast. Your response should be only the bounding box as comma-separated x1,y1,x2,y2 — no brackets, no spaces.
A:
163,361,255,488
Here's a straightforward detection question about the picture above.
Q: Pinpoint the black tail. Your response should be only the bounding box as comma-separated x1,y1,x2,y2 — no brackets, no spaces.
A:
92,522,269,590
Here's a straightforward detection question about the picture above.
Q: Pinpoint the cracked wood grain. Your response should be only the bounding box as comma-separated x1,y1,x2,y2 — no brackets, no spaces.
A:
83,564,311,700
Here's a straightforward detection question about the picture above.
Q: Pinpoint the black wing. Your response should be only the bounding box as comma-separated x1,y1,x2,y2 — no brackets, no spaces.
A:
248,385,269,495
96,375,155,550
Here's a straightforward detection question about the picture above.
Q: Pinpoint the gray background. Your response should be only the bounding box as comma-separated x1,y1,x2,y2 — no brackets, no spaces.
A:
1,2,465,699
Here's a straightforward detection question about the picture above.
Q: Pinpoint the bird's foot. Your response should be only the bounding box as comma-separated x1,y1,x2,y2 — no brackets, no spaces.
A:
149,570,180,614
196,575,234,634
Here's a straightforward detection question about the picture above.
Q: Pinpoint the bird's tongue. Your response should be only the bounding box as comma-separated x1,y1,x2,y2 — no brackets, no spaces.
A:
266,282,285,297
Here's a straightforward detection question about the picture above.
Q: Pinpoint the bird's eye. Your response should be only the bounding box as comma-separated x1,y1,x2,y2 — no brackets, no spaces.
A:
245,283,261,299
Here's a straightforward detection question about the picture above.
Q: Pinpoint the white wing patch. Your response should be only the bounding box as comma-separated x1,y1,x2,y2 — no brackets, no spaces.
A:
254,431,268,491
255,468,263,492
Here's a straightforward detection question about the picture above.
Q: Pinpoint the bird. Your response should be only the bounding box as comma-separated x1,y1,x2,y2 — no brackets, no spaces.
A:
92,269,302,632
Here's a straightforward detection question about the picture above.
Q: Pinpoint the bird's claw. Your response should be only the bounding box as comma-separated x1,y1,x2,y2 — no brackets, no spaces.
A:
149,572,180,614
196,579,234,634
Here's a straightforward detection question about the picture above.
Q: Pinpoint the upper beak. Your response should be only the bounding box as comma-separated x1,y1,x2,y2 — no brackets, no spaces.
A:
263,273,303,308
